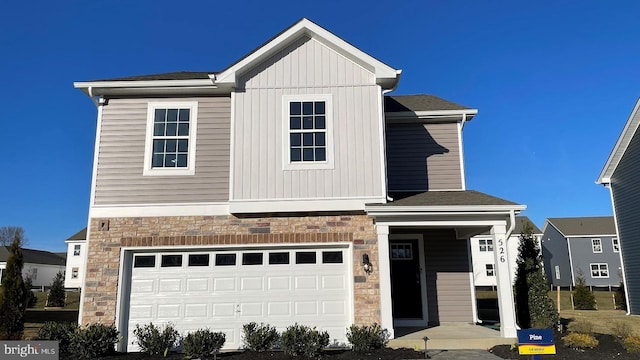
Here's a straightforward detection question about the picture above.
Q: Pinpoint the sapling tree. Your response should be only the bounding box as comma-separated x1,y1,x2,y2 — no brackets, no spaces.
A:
0,228,27,339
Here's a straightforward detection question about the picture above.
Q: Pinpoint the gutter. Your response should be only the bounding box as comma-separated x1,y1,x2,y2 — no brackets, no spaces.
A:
87,87,99,108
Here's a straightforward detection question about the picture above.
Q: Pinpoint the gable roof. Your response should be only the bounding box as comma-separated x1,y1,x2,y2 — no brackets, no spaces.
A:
597,97,640,184
215,18,401,90
66,228,87,242
513,216,541,234
382,190,519,207
546,216,616,237
0,247,66,266
385,95,471,112
89,71,214,82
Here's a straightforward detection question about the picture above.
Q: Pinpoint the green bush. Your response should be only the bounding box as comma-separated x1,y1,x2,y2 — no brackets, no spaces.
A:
611,321,634,339
23,276,37,308
281,323,329,358
133,322,180,357
615,283,627,310
562,333,599,349
0,231,27,340
572,276,596,310
68,323,119,359
183,329,226,359
346,323,389,352
622,336,640,353
37,322,78,354
47,271,66,307
568,319,594,335
242,322,280,351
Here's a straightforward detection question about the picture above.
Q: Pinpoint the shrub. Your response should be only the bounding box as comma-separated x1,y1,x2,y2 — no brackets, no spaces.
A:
242,322,280,351
37,321,78,354
572,276,596,310
281,323,329,358
346,323,389,352
622,336,640,353
47,271,66,307
133,322,180,357
183,329,226,359
615,283,627,310
568,319,594,335
611,321,634,339
562,333,599,349
23,276,37,308
68,323,119,359
0,231,27,339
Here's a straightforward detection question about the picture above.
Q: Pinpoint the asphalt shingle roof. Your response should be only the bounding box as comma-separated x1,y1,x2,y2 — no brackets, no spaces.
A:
381,190,519,207
514,216,542,234
67,228,87,241
547,216,616,236
0,247,66,266
385,95,472,112
88,71,214,82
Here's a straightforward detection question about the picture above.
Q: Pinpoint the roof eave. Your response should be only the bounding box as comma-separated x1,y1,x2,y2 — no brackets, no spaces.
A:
366,204,526,214
597,97,640,184
385,109,478,122
73,79,224,97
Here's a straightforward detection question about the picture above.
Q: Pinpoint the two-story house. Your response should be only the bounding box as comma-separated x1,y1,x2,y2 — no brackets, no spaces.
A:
597,97,640,314
73,18,525,351
541,216,621,288
471,216,541,288
64,228,86,289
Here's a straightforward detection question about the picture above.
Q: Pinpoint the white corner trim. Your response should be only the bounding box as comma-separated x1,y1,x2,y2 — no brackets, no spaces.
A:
378,87,390,201
229,92,236,201
89,103,104,208
597,97,640,184
143,101,198,176
458,121,467,190
229,197,384,213
89,203,229,218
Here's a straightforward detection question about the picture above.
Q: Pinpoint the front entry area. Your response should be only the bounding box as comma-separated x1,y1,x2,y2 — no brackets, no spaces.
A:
389,235,428,326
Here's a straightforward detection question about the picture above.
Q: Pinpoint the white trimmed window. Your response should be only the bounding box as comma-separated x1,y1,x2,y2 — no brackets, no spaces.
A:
144,101,198,176
72,267,79,279
73,244,81,256
479,239,493,252
590,263,609,278
591,238,602,253
613,238,620,253
485,264,495,276
282,94,333,170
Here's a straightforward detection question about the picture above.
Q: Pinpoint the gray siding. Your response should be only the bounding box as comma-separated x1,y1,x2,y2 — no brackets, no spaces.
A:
541,225,572,287
386,123,462,191
567,236,622,287
232,35,384,201
94,97,231,205
611,122,640,314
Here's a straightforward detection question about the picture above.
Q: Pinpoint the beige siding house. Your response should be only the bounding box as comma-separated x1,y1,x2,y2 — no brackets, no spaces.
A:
74,18,524,352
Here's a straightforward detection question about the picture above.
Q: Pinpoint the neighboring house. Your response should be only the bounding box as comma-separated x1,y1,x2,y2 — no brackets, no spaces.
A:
0,247,66,288
541,217,621,288
597,97,640,315
64,228,86,289
73,18,525,351
471,216,541,287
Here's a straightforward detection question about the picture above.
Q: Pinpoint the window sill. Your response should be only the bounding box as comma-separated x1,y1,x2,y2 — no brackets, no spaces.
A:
143,168,195,176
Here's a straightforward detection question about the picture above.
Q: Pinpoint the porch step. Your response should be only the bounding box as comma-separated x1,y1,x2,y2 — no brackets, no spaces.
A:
388,324,515,350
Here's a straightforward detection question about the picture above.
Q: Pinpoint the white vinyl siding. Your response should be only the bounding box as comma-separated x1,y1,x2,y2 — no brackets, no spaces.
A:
93,97,230,205
231,35,384,202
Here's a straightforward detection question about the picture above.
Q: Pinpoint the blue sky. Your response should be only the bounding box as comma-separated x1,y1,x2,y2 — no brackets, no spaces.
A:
1,1,638,251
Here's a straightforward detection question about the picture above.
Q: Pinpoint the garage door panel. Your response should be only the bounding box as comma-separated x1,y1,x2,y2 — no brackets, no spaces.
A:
212,303,236,317
322,275,345,290
240,303,263,317
322,301,346,315
240,277,263,291
267,276,290,290
158,278,182,292
129,305,153,319
267,302,291,316
295,301,318,316
295,276,318,290
157,304,181,319
186,278,209,292
184,303,208,318
131,279,155,293
213,277,236,291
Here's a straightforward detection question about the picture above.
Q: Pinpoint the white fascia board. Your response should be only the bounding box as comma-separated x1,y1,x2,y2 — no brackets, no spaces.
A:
229,197,385,213
74,79,214,89
597,97,640,184
73,80,222,97
385,109,478,122
565,233,617,238
215,18,399,89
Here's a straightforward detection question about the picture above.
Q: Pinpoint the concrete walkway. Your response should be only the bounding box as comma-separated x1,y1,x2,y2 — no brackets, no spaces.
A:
389,323,515,351
419,349,504,359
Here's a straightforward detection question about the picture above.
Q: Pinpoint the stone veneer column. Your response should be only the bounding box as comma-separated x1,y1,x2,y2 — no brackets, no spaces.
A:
82,214,382,327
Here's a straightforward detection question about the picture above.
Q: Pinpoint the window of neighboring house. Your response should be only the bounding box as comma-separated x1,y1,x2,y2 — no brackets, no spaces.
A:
485,264,495,276
590,263,609,278
144,101,198,176
613,238,620,253
282,95,333,170
592,238,602,253
479,239,494,252
73,244,81,256
555,265,561,280
71,267,79,279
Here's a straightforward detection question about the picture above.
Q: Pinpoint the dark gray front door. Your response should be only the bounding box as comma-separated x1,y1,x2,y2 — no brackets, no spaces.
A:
390,239,423,319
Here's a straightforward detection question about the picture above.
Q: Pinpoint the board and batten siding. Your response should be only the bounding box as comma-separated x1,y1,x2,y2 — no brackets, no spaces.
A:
231,35,384,201
94,97,231,205
386,123,462,191
611,121,640,314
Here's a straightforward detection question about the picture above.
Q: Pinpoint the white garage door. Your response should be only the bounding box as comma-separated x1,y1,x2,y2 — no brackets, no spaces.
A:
125,246,352,351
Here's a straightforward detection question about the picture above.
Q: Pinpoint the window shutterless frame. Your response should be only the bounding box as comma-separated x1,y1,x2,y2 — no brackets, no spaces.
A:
282,94,334,170
143,101,198,176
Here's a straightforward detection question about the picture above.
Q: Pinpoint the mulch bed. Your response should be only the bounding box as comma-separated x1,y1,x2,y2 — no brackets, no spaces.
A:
490,333,638,359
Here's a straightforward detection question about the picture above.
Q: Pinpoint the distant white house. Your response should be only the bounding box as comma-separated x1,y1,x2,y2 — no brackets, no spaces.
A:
471,216,542,287
64,228,86,289
0,247,66,288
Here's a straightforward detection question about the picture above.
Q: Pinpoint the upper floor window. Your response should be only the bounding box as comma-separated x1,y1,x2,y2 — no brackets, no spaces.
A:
592,238,602,253
613,238,620,253
485,264,495,276
282,95,333,170
479,239,493,252
143,101,198,176
590,263,609,278
73,244,81,256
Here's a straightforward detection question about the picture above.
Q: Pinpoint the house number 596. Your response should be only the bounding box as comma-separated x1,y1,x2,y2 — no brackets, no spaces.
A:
498,239,506,263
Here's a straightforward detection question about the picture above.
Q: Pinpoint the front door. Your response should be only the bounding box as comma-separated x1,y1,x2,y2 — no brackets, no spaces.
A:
389,236,428,326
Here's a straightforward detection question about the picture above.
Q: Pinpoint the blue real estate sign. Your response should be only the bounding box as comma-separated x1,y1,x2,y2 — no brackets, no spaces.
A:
517,329,556,355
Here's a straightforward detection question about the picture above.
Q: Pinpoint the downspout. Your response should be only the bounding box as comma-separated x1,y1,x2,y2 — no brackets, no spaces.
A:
460,112,468,130
606,183,632,315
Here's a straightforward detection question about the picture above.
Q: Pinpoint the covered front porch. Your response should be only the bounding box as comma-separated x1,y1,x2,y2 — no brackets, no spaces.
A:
366,190,525,342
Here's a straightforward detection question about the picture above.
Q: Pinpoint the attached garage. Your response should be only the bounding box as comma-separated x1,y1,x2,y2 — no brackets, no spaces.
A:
116,245,353,351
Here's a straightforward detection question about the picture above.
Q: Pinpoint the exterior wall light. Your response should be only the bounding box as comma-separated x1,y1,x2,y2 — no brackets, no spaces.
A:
362,254,373,274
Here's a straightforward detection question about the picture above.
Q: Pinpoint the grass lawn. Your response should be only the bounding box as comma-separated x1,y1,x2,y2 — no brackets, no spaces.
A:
560,309,640,336
33,290,81,309
23,291,81,340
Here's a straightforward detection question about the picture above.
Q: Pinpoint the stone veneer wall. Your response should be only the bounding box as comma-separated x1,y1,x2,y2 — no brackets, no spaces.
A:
82,214,380,326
